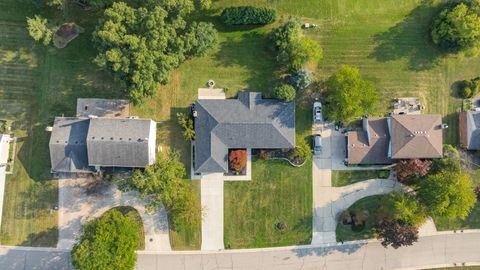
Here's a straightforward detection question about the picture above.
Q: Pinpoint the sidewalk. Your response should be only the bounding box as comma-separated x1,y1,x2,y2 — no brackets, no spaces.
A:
200,173,224,251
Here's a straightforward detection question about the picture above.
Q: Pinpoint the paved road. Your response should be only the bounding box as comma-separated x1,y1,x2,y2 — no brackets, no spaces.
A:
2,231,480,269
201,173,225,251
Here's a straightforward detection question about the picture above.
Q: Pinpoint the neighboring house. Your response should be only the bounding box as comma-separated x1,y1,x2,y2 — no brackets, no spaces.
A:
460,110,480,150
49,99,156,174
347,114,444,164
193,92,295,175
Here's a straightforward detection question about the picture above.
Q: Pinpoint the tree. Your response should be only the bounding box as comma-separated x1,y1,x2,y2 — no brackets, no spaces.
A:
71,209,140,270
271,19,322,71
417,171,476,220
376,219,419,249
46,0,64,10
184,22,218,57
93,2,217,104
380,192,426,227
430,144,461,174
273,84,296,101
288,69,313,91
395,159,432,183
26,15,53,45
229,149,247,172
288,38,322,71
325,65,378,123
431,1,480,52
126,150,200,228
290,139,311,162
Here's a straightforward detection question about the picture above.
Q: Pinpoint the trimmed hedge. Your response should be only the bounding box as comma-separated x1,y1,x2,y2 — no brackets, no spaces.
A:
221,6,276,25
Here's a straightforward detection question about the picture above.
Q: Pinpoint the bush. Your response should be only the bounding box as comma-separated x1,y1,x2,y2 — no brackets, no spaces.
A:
459,77,480,98
460,86,473,98
273,84,296,101
288,38,323,71
290,139,311,162
288,69,313,91
177,112,195,141
221,6,276,25
431,1,480,52
229,149,247,172
71,209,140,270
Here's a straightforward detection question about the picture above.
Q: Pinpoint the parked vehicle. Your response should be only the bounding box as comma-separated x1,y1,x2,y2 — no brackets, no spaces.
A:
313,135,322,156
313,101,322,123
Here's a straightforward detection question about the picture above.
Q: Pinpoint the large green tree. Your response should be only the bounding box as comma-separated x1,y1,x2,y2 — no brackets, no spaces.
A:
325,65,378,123
71,209,140,270
431,1,480,52
380,192,426,227
126,150,200,228
93,1,217,104
417,171,476,221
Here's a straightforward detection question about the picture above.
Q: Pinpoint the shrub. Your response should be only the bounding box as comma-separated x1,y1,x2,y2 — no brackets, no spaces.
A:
395,159,432,183
431,1,480,52
26,15,53,45
221,6,276,25
229,149,247,172
288,69,313,91
459,77,480,98
273,84,296,101
259,150,271,160
290,139,311,162
288,38,323,71
460,86,473,98
177,112,195,141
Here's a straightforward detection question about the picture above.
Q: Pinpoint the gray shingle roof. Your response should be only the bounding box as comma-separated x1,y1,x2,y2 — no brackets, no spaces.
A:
87,118,155,168
465,111,480,150
194,92,295,174
347,117,392,164
49,117,92,173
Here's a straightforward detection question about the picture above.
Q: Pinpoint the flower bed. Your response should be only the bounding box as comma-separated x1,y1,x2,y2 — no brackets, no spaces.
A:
253,149,306,167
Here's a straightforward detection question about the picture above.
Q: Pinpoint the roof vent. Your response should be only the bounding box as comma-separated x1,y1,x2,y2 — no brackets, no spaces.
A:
193,110,198,118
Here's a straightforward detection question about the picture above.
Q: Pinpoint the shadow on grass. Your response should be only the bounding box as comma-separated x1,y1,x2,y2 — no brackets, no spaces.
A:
369,1,444,71
443,112,460,146
19,227,58,247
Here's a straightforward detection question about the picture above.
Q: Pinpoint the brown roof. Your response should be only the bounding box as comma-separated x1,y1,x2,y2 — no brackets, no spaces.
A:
460,111,468,147
347,117,391,164
390,114,443,159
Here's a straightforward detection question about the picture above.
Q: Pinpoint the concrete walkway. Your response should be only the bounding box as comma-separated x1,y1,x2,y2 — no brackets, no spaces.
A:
200,173,225,251
58,178,171,251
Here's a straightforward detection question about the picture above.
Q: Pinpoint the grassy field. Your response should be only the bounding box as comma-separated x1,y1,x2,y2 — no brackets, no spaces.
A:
331,170,391,187
0,1,119,246
2,0,480,249
336,195,385,242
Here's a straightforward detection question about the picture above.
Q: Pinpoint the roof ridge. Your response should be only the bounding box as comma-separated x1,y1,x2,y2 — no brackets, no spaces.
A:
390,117,414,157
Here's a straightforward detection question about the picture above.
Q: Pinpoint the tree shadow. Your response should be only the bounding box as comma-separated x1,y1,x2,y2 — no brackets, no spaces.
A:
292,241,367,258
369,1,444,71
19,227,58,247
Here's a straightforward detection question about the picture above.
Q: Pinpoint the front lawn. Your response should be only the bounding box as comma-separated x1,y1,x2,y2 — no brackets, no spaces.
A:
336,195,385,242
224,158,312,249
332,170,391,187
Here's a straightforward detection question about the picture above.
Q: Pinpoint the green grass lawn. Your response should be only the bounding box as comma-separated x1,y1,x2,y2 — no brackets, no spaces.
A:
336,195,385,242
331,170,391,187
0,1,119,246
224,158,312,249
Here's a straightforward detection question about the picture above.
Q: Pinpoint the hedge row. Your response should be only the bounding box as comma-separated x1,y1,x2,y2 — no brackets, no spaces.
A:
221,6,276,25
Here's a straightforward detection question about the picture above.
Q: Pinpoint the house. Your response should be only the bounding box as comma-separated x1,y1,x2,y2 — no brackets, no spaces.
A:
49,99,156,174
347,114,444,164
193,92,295,175
460,110,480,150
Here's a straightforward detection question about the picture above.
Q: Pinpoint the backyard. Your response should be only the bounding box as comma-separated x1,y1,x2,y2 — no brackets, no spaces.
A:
2,0,480,248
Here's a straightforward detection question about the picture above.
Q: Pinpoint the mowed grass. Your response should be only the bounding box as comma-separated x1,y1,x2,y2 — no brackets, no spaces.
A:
331,170,391,187
336,195,385,242
224,158,312,248
0,1,119,246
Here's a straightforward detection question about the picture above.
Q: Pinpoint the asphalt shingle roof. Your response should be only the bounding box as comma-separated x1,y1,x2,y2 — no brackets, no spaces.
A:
194,92,295,173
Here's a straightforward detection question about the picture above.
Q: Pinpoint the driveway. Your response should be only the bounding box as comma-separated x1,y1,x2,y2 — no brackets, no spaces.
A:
200,173,224,251
57,177,171,251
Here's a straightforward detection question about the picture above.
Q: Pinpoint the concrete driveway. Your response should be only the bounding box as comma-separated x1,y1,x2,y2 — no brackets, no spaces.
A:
200,173,224,251
57,177,171,251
